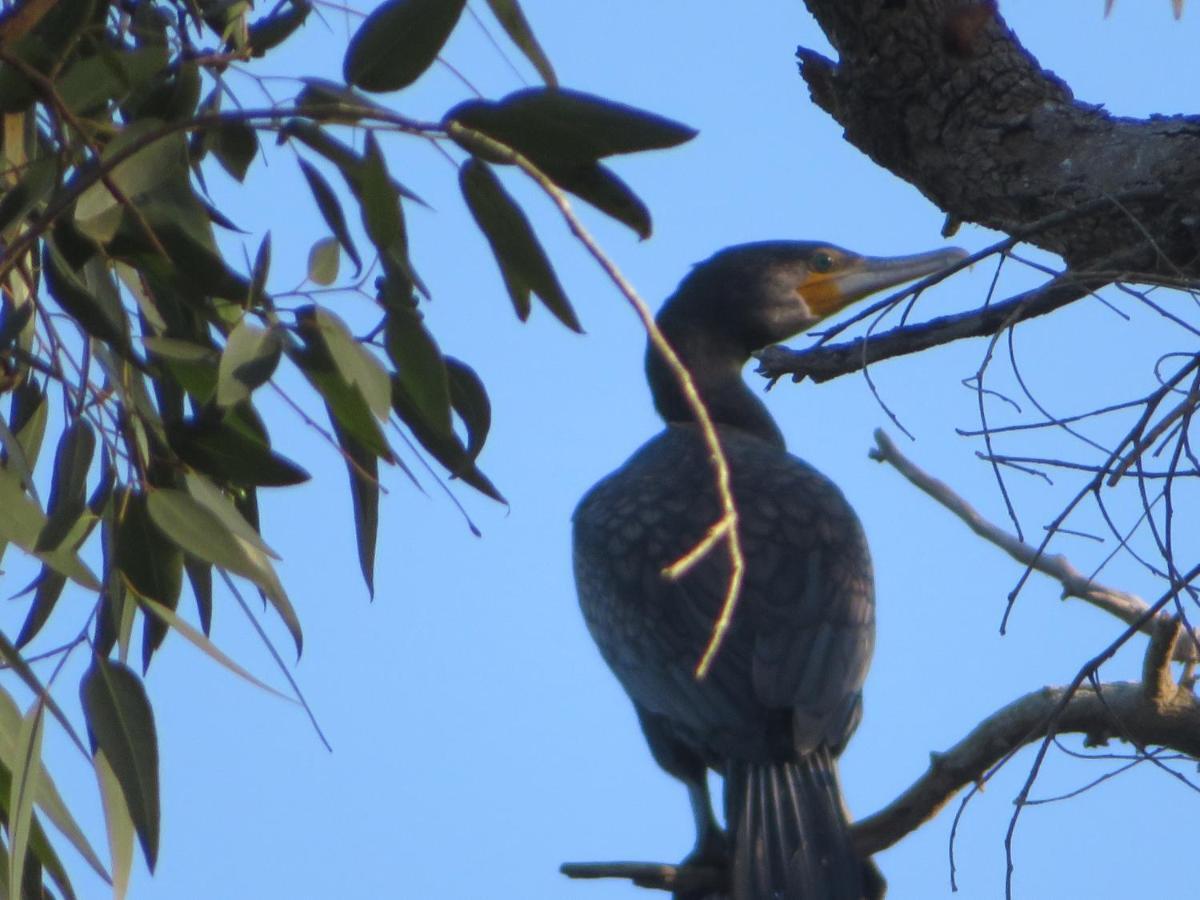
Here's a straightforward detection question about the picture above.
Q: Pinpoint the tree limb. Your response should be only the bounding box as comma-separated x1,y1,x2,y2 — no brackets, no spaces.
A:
798,0,1200,275
562,665,1200,893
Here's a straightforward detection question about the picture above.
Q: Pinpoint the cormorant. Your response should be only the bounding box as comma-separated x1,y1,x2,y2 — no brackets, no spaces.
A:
572,241,965,899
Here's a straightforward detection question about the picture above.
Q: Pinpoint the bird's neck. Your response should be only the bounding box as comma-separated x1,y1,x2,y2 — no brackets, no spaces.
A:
646,325,785,448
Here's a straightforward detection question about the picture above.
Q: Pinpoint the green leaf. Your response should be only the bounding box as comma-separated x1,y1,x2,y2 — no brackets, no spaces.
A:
167,416,309,488
0,633,89,761
447,88,697,165
147,489,301,655
446,357,491,460
385,306,452,436
8,701,44,900
0,466,102,590
483,0,556,86
295,78,385,124
307,236,340,286
184,473,279,560
116,491,182,606
459,158,580,330
283,120,426,205
356,133,422,290
391,376,504,503
16,569,67,648
247,0,312,56
544,160,653,239
137,597,292,701
81,658,158,870
0,685,109,886
74,120,187,244
343,0,467,92
185,558,213,635
0,156,56,240
36,419,96,552
249,232,271,307
0,381,48,515
216,322,283,408
296,158,362,274
207,119,258,182
289,337,393,463
329,418,379,597
300,307,393,421
93,750,133,900
43,242,132,351
56,45,167,117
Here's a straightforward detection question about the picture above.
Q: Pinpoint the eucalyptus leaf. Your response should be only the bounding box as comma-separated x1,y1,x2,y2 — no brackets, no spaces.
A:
483,0,557,87
216,321,283,408
307,236,340,286
296,158,362,274
459,158,580,330
81,658,159,870
344,0,466,92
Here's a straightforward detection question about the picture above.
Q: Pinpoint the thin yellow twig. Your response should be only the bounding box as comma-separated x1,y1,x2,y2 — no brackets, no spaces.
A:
444,122,745,678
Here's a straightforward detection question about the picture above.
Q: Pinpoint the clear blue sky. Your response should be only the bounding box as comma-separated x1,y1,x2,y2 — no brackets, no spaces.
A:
12,2,1200,898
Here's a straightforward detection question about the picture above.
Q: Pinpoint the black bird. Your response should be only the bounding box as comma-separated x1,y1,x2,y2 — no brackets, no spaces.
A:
572,241,965,899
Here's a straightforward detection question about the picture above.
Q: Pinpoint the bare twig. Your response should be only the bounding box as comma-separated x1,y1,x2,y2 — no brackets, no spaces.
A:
869,429,1200,662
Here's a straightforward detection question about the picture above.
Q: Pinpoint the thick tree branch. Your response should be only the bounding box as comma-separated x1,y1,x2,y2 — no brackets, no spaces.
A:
798,0,1200,275
563,667,1200,893
852,673,1200,856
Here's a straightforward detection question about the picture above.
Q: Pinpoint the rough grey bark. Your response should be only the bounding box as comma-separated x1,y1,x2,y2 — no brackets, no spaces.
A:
798,0,1200,274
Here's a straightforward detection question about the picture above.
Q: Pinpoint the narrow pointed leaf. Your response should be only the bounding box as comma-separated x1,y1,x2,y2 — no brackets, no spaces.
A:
184,474,279,559
147,489,302,655
0,686,109,885
0,633,89,759
249,232,271,306
447,88,696,165
184,558,213,635
36,419,96,552
544,160,652,238
296,158,362,274
80,658,159,869
445,357,491,460
385,306,452,436
8,702,44,900
0,466,101,590
301,307,392,421
137,597,292,701
459,158,580,330
344,0,467,92
483,0,557,87
93,750,133,900
329,419,379,597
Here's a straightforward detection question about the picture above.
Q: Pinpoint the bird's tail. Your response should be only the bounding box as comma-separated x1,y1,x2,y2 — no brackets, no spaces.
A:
725,749,881,900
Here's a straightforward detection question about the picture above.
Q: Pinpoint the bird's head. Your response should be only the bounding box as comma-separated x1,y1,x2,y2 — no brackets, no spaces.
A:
659,241,968,353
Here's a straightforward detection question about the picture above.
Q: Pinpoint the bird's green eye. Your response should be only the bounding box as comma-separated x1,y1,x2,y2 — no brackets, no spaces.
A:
809,251,836,274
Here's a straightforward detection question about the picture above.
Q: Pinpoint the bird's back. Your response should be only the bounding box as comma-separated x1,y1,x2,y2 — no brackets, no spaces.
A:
573,423,875,766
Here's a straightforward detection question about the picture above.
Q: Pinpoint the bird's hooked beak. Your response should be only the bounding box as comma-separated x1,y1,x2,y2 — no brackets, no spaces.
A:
797,246,969,321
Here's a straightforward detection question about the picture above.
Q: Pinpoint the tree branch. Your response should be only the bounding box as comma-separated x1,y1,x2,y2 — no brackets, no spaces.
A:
868,428,1200,662
563,661,1200,893
798,0,1200,275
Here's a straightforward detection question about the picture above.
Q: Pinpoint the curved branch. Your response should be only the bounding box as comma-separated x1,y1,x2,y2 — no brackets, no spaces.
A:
798,1,1200,275
562,668,1200,893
